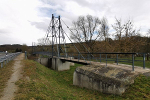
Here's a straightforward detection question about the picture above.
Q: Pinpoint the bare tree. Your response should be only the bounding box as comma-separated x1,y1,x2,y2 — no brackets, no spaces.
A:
112,18,125,52
100,17,109,41
37,37,52,52
70,15,101,52
147,29,150,38
99,17,111,52
112,18,144,53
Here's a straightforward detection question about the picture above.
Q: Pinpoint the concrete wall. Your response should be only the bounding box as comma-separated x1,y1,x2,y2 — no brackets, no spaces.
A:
37,57,70,71
37,58,49,67
73,71,125,95
73,65,138,95
51,58,70,71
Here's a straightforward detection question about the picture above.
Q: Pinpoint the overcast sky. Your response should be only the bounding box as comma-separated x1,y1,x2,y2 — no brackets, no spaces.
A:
0,0,150,46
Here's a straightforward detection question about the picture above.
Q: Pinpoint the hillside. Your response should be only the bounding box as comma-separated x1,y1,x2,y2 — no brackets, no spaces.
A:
13,59,150,100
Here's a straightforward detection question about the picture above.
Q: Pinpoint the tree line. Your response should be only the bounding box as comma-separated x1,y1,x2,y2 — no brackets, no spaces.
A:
70,15,150,53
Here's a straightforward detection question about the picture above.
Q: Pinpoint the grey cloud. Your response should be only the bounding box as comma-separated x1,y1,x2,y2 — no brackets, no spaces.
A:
0,29,10,34
30,19,50,31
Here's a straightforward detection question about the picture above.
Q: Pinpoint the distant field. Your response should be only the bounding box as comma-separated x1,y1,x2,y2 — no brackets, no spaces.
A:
14,59,150,100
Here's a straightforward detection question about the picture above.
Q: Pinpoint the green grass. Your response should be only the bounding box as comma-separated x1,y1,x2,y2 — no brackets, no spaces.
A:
15,59,150,100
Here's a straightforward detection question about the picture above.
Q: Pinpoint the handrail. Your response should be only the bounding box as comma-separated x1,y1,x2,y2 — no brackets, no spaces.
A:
33,52,147,71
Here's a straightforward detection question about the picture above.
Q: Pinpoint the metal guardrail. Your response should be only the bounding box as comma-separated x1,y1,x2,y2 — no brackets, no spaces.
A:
0,52,21,68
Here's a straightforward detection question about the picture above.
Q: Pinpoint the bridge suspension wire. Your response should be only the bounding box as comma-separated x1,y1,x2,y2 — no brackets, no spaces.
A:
33,14,97,63
61,18,95,59
44,14,69,58
61,28,87,63
45,14,87,62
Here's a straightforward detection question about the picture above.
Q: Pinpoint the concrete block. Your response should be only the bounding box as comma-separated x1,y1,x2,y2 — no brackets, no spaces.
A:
73,65,139,95
52,58,56,70
92,79,100,91
41,58,48,67
73,71,81,86
36,58,49,67
36,57,70,71
55,59,70,71
81,74,89,88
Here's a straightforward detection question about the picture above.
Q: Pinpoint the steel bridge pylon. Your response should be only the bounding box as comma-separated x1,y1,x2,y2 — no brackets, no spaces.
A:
46,14,67,58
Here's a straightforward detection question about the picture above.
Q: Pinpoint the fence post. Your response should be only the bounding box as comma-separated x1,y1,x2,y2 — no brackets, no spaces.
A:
143,53,145,69
78,53,79,62
132,54,134,71
96,55,98,62
147,53,149,61
1,62,3,68
4,60,6,65
100,54,101,63
106,54,107,67
25,51,27,59
88,54,90,61
79,53,80,60
116,54,118,65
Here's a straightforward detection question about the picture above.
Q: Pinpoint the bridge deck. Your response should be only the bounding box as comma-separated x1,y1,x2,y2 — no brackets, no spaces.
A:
56,57,150,73
59,57,91,65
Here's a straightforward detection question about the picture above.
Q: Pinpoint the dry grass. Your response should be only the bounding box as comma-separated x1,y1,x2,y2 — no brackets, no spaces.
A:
15,59,150,100
0,61,14,97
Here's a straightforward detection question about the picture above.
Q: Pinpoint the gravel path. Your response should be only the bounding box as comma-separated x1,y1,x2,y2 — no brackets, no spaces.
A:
0,53,24,100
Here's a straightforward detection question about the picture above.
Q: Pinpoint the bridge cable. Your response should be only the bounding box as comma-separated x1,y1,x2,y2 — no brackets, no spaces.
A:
61,28,87,63
61,18,96,60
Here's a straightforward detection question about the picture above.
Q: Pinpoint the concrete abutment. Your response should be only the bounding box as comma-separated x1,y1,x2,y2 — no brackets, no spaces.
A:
73,65,139,95
37,57,71,71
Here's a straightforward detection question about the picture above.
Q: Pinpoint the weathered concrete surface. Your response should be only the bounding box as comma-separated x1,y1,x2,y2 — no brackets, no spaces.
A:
37,58,49,67
73,65,140,95
36,58,70,71
51,58,70,71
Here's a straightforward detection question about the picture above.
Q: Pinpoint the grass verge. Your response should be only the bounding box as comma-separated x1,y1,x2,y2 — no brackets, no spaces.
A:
0,61,14,97
15,59,150,100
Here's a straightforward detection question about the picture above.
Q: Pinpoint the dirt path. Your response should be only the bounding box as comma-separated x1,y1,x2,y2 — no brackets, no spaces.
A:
0,53,24,100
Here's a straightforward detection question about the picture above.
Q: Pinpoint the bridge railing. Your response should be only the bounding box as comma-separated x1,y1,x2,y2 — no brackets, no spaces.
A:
61,52,147,71
33,51,147,71
0,52,21,68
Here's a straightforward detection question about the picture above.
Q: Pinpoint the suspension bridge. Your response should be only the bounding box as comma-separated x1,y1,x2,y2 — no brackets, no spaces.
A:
31,14,150,95
32,14,148,72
